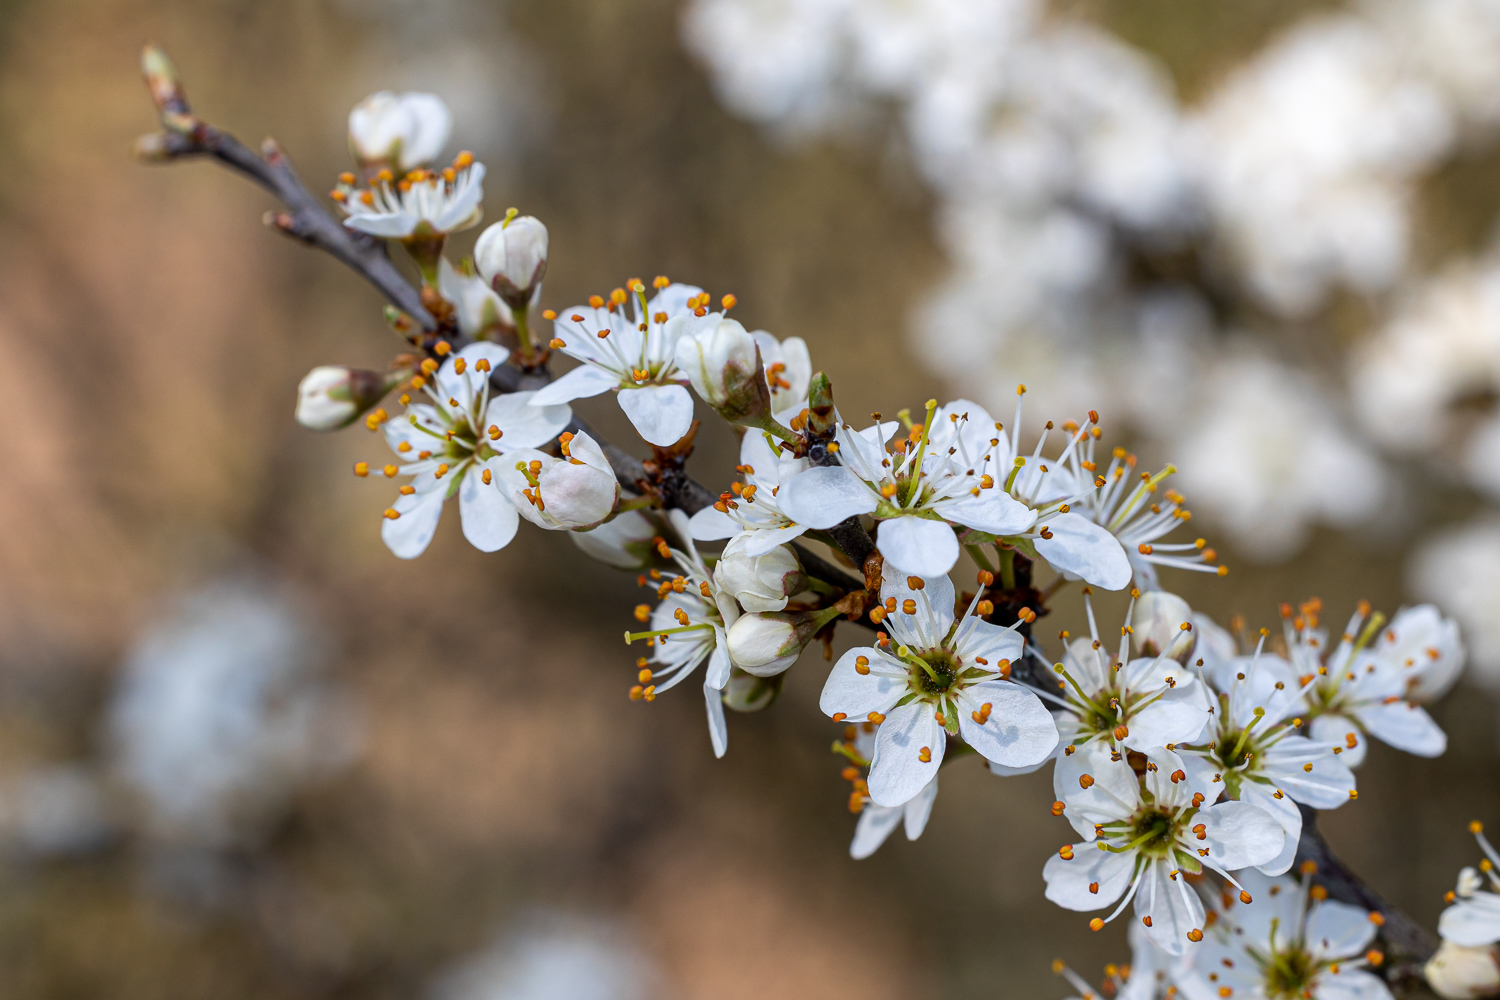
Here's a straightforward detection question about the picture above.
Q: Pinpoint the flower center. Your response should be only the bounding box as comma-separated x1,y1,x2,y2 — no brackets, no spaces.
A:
904,647,960,698
1260,945,1317,1000
1127,807,1180,857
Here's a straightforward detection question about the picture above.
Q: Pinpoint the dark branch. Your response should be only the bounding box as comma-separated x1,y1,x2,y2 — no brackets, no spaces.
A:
134,45,435,329
1296,804,1437,965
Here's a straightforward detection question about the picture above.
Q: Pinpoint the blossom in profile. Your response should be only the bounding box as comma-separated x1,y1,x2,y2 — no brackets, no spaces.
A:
1177,869,1392,1000
374,343,571,559
333,152,487,241
688,429,812,554
348,90,452,171
819,567,1056,806
1287,599,1450,767
1045,744,1283,955
623,511,742,757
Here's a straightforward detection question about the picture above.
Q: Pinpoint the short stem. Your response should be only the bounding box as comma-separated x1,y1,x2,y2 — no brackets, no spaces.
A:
966,544,996,574
999,548,1016,590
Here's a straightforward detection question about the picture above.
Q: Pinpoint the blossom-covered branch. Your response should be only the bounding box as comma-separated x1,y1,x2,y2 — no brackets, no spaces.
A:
134,46,1493,1000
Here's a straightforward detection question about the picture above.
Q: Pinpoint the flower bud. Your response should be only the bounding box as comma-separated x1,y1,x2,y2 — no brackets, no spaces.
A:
474,216,548,309
295,366,399,431
713,538,805,612
721,667,785,712
726,611,811,676
1426,941,1500,999
674,317,772,427
1131,589,1194,660
348,91,451,171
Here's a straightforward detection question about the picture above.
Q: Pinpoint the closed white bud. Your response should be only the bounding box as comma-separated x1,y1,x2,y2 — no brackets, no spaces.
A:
721,667,784,712
348,91,452,171
1427,941,1500,999
475,215,549,309
295,366,397,431
713,538,804,612
674,317,772,426
726,611,810,677
1131,589,1194,660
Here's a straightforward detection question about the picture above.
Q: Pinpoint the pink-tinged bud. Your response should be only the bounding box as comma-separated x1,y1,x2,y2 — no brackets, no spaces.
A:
474,215,549,310
348,91,451,171
673,317,772,427
712,538,805,612
295,366,399,431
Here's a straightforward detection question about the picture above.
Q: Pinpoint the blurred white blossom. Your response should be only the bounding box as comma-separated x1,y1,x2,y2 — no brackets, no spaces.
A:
109,577,358,845
430,913,664,1000
1412,519,1500,685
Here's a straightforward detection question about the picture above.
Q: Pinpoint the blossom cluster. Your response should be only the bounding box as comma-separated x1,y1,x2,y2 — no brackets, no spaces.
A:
276,87,1487,999
681,0,1500,680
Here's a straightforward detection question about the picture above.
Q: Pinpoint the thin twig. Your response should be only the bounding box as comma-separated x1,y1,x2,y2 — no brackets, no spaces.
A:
134,45,435,329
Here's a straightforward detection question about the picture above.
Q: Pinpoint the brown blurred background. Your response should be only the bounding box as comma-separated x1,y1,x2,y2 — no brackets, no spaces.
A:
0,0,1495,997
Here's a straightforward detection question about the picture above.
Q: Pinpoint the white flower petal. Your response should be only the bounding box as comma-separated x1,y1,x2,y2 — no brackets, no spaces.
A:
1137,857,1204,955
819,647,903,719
488,390,573,448
850,803,903,860
1352,700,1447,758
1310,713,1368,768
1439,894,1500,947
529,365,620,406
1042,841,1135,910
868,701,943,807
1032,512,1133,590
1307,899,1379,960
877,516,960,577
704,681,727,759
956,680,1059,768
779,465,878,528
931,492,1037,536
1240,781,1301,876
1312,968,1394,1000
458,463,520,552
688,506,740,541
344,212,418,238
1198,799,1285,871
903,777,939,841
381,480,447,559
617,383,695,446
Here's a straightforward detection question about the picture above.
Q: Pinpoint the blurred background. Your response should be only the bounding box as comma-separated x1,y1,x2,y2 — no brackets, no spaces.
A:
2,0,1499,996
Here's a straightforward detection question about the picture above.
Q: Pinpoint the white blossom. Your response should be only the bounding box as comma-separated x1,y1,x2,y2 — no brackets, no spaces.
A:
497,431,619,532
625,510,742,757
348,91,452,171
437,257,512,340
782,399,1061,579
819,566,1056,806
378,343,571,559
1178,633,1357,877
688,430,812,554
1040,590,1212,766
533,279,712,446
334,152,486,240
1177,870,1391,1000
296,366,397,431
1411,519,1500,686
1287,602,1450,767
1045,744,1284,955
712,536,804,612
